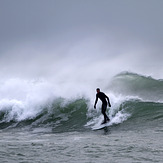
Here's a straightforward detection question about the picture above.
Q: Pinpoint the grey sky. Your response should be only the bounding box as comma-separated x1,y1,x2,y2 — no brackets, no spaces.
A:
0,0,163,79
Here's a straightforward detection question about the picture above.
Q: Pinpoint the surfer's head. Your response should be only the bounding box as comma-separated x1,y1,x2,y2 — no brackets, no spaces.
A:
96,88,100,93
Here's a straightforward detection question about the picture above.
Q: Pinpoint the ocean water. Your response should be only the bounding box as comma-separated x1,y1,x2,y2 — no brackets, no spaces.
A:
0,72,163,163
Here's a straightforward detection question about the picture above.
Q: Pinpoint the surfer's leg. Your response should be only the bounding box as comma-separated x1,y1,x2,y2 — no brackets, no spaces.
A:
101,104,108,123
102,104,110,123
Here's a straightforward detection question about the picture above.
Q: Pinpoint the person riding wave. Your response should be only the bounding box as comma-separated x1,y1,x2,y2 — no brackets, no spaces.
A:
94,88,111,124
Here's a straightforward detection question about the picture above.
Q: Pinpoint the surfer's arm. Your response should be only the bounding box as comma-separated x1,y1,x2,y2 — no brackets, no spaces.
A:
105,95,111,107
94,95,98,109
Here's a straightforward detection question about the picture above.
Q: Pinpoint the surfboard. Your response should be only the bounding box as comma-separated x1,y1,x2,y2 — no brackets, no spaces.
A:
92,121,110,130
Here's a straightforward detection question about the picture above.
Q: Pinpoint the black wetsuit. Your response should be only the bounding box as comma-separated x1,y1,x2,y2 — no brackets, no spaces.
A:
95,92,110,123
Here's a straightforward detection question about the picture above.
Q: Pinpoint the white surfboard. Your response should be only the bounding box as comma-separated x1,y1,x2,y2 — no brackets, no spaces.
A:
92,121,111,130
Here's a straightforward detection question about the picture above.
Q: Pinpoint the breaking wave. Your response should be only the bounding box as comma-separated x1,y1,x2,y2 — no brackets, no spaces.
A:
0,72,162,132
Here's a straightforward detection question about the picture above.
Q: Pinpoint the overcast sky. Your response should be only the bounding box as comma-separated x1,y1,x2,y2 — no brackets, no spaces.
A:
0,0,163,79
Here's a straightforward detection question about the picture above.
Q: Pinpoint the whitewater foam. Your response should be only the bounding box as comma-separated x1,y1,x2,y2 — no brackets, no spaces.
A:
86,94,133,129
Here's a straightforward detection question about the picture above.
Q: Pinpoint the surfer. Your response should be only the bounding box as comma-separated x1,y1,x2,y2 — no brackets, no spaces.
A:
94,88,111,124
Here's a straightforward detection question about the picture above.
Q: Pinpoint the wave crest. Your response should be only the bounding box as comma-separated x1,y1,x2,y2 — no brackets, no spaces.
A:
109,71,163,102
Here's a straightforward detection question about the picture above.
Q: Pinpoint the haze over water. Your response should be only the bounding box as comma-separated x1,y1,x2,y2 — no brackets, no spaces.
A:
0,0,163,80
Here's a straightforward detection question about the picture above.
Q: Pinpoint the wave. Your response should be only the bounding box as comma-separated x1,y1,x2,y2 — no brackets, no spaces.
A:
0,97,162,132
0,98,89,132
87,98,163,130
109,71,163,102
0,72,163,132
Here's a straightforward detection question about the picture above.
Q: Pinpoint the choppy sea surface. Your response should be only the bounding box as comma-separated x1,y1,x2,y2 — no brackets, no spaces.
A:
0,72,163,163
